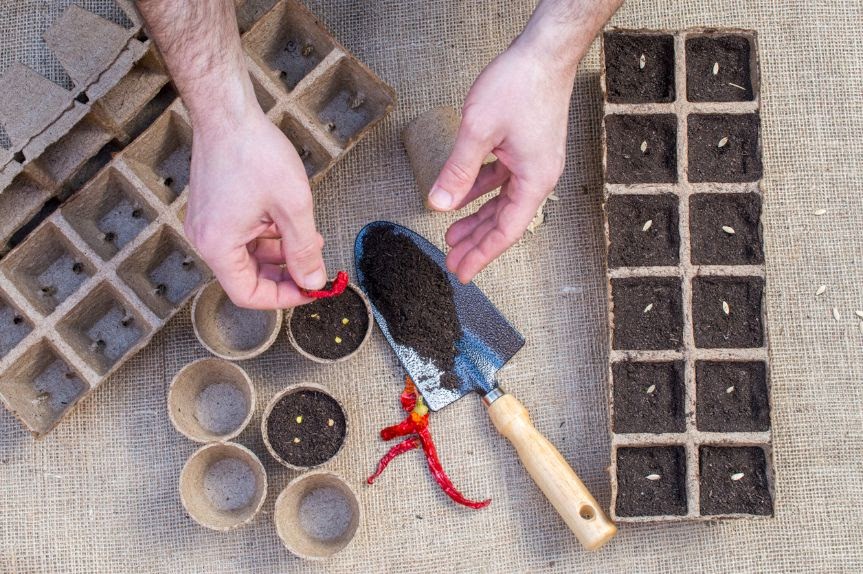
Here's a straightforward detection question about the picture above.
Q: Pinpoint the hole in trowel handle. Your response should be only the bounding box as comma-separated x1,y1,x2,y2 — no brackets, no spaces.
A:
579,504,596,521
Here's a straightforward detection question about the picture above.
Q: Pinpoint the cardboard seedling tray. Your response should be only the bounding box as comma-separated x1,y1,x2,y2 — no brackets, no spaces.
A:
600,28,775,522
0,0,394,438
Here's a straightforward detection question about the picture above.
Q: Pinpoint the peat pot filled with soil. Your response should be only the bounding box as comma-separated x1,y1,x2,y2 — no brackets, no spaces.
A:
262,383,348,470
287,283,372,363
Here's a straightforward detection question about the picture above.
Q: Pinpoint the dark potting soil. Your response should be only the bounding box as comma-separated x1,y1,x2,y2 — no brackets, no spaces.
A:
605,114,678,184
687,113,762,183
266,390,347,467
291,285,369,360
612,360,686,434
604,32,676,104
692,276,764,349
686,35,754,102
689,192,764,265
607,193,680,268
615,446,688,517
696,360,770,432
359,226,462,390
611,277,683,351
699,446,773,515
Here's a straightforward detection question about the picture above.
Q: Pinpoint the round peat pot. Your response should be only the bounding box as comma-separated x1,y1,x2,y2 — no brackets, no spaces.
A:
286,283,372,364
168,358,255,443
274,471,361,560
261,383,348,470
179,442,267,531
192,279,282,360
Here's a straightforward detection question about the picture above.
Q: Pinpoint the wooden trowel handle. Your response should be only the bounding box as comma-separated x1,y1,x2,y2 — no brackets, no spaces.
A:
486,393,617,551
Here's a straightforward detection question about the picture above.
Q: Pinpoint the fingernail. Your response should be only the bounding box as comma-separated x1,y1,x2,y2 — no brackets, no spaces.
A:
428,186,453,210
303,267,327,290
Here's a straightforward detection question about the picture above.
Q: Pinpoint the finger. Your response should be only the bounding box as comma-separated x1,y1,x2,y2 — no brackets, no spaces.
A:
451,160,510,211
248,238,285,265
210,245,311,309
258,224,281,239
428,119,493,211
446,202,499,273
272,189,327,291
445,195,498,247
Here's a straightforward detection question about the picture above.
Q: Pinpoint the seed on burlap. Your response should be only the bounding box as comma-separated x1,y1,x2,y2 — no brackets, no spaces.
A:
814,208,827,216
722,225,735,235
815,285,827,296
854,310,863,320
646,474,661,481
731,472,745,481
642,219,653,232
832,307,841,321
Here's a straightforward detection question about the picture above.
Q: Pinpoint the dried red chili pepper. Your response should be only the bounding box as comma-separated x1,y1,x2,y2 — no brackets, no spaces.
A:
300,270,349,298
367,376,491,510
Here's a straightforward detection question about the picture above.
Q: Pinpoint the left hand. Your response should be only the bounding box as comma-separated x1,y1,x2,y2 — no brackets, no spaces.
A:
427,42,576,283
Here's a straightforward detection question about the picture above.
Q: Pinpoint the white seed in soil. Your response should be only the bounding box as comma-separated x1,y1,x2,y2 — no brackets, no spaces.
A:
640,140,648,153
642,219,653,232
646,384,656,394
726,386,735,394
639,54,646,69
832,307,841,321
646,474,661,481
712,62,720,75
644,303,654,313
855,310,863,320
815,285,827,296
731,472,745,481
814,208,827,216
718,137,729,148
722,225,736,235
728,82,746,91
722,300,731,315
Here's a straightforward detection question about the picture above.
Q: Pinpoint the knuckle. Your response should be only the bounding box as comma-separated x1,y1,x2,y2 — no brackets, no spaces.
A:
444,160,475,188
286,239,321,264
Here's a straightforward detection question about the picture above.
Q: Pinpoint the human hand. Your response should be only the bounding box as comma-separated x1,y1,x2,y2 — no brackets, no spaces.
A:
427,41,577,283
184,109,326,309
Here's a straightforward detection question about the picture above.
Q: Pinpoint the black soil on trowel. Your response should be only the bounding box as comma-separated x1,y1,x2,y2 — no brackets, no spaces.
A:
359,227,462,390
267,390,347,467
291,285,369,360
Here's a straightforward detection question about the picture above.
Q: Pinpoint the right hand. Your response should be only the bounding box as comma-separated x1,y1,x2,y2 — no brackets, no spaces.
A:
184,108,326,309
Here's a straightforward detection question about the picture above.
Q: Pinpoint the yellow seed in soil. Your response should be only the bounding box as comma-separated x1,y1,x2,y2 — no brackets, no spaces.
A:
646,384,656,394
341,317,349,325
643,303,654,313
296,416,303,424
726,386,735,394
712,62,720,75
646,474,661,481
722,301,731,315
815,285,827,296
642,219,653,232
293,437,301,444
814,208,827,216
718,137,729,148
334,336,343,344
327,418,335,427
722,225,736,235
731,472,745,481
310,313,320,319
832,307,841,321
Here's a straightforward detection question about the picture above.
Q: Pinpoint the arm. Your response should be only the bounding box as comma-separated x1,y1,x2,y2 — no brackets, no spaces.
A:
137,0,326,309
428,0,623,283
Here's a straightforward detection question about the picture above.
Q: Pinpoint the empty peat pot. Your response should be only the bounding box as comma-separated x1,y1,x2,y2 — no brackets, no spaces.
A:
192,279,282,360
274,471,361,560
286,283,372,363
262,383,348,470
168,358,255,443
179,442,268,531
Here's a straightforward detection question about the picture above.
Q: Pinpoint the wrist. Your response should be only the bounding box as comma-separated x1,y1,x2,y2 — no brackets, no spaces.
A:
513,17,583,80
186,72,263,137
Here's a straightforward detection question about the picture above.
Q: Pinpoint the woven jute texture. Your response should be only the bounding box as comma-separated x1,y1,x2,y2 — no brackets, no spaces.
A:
2,1,862,572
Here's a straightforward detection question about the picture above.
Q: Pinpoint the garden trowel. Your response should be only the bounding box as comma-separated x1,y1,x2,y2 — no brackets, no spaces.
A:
354,221,616,551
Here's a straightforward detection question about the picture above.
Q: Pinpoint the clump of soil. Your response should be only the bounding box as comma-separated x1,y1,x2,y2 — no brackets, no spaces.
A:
687,113,762,183
611,277,683,350
266,390,347,468
612,360,686,433
699,446,772,515
359,226,462,389
604,32,676,104
686,35,754,102
615,446,688,517
692,276,764,348
696,360,770,432
605,114,678,184
607,193,680,268
689,192,764,265
291,285,369,360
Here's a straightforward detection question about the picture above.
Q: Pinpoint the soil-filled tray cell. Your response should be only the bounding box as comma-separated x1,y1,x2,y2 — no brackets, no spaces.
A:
298,58,393,147
0,223,95,316
699,445,772,516
605,114,677,184
62,167,157,261
122,110,192,203
611,277,683,350
686,34,755,102
57,282,151,376
615,446,688,517
604,32,676,104
612,360,686,433
687,114,762,183
607,193,680,268
696,361,769,432
0,340,88,436
689,192,763,265
117,226,209,319
692,276,764,349
277,113,331,180
242,0,335,91
0,294,32,359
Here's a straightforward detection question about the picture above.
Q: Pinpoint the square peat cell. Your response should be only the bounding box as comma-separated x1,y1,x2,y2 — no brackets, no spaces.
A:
692,276,764,349
607,193,680,268
0,294,32,359
690,192,763,265
122,111,192,203
686,35,755,102
604,32,676,103
615,446,688,517
612,361,686,433
699,446,773,515
612,277,683,350
687,114,762,183
278,113,332,180
696,361,770,432
605,114,677,184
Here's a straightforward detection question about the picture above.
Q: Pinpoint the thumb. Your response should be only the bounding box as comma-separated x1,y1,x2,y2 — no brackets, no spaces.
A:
428,119,491,211
273,191,327,291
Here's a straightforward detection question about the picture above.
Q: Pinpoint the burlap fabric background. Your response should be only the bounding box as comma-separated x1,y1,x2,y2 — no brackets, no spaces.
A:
2,1,862,572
